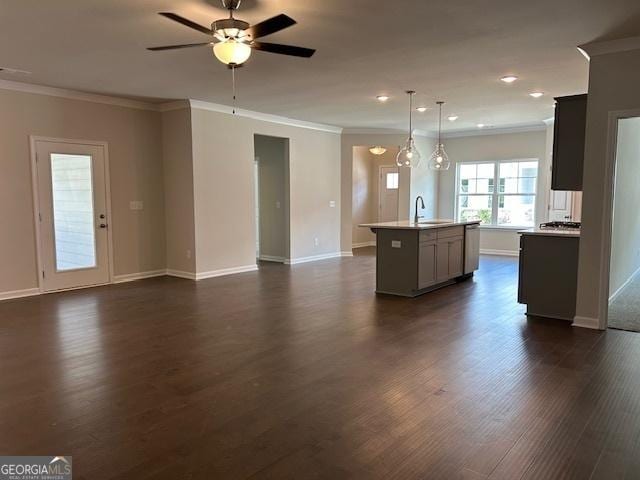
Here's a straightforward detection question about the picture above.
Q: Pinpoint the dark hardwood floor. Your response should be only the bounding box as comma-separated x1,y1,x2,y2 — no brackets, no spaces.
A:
1,249,640,479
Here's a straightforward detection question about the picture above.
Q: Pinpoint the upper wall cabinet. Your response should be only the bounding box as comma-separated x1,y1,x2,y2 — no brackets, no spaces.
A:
551,94,588,191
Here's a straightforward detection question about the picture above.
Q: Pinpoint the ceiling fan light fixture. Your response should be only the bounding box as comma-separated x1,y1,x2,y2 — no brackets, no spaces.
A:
213,39,252,65
369,146,387,155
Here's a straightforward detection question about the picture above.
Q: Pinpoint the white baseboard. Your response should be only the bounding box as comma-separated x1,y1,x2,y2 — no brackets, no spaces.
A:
341,251,354,257
166,269,197,280
609,265,640,302
112,269,167,284
195,264,258,280
352,241,376,249
572,315,601,330
259,255,286,263
285,252,344,265
0,287,41,301
480,249,519,257
1,263,261,301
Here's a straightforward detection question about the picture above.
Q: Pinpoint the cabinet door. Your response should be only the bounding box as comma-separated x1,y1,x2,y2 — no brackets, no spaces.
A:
552,94,587,191
448,238,464,278
436,240,450,283
418,242,437,289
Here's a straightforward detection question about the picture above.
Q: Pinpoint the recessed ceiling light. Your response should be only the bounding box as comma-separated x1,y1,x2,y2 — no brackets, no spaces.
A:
447,115,458,122
529,92,544,98
477,123,486,128
500,75,518,84
376,95,389,102
416,106,428,113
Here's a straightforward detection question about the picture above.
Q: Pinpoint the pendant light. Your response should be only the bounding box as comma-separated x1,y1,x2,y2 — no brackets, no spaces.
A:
396,90,421,168
369,146,387,155
429,101,451,171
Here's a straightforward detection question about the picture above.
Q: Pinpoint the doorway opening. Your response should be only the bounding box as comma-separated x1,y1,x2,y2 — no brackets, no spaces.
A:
254,135,290,263
607,116,640,332
351,146,403,250
30,137,113,292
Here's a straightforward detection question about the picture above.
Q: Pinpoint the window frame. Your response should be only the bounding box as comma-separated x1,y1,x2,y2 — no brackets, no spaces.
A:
455,158,539,229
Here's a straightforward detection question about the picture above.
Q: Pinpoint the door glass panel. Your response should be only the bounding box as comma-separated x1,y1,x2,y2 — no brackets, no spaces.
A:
50,154,97,271
386,172,399,189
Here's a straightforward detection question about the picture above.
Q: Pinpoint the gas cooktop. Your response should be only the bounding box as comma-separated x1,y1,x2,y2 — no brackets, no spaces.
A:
539,221,581,230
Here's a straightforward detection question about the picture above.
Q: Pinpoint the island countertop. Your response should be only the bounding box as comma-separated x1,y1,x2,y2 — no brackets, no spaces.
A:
359,219,481,231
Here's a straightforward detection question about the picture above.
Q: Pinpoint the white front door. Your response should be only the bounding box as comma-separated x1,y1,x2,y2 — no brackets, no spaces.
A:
548,190,574,221
34,140,110,292
379,166,399,222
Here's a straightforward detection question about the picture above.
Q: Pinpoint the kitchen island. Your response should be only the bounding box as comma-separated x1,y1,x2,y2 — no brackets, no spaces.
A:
359,220,481,297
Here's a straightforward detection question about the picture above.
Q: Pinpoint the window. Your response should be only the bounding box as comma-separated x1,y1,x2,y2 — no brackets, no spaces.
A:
456,159,538,227
386,172,399,189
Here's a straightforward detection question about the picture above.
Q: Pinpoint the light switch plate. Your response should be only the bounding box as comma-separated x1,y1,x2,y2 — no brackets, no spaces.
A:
391,240,401,248
129,201,143,211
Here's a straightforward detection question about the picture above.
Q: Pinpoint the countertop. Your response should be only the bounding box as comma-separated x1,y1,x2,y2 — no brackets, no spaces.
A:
518,228,581,238
359,220,481,231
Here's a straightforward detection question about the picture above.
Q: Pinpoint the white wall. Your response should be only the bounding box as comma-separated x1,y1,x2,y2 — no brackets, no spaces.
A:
351,146,377,246
609,117,640,298
190,105,341,274
162,106,196,274
0,88,166,294
436,130,548,253
575,44,640,328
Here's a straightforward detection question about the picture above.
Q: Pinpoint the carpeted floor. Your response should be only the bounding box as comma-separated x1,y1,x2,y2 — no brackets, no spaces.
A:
609,272,640,332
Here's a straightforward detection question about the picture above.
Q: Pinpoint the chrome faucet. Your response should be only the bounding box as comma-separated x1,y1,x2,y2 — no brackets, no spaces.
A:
414,196,425,223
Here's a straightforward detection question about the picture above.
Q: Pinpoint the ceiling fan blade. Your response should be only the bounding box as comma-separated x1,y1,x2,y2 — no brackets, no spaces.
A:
246,14,296,40
147,42,213,51
158,12,213,35
252,41,316,58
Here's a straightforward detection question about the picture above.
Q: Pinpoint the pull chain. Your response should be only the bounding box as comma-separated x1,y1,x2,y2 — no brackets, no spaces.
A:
231,66,237,114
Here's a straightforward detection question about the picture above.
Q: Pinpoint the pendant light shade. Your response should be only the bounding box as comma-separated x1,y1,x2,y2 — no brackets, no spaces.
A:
396,137,420,167
396,90,421,168
429,101,451,171
369,146,387,155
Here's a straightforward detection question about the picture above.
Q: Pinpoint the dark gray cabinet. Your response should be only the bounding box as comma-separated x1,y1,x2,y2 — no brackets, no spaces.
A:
418,241,437,289
551,94,587,191
436,237,463,282
374,225,474,297
518,233,580,321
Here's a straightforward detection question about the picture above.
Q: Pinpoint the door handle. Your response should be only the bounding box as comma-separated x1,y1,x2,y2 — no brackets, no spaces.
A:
99,223,108,229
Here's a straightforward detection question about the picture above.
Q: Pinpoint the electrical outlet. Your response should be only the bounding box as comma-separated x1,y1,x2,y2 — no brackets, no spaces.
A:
329,200,336,208
186,249,191,259
314,238,319,247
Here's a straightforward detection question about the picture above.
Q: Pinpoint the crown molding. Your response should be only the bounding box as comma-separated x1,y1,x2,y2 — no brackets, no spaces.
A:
341,127,436,138
188,99,343,134
158,100,189,112
0,79,165,111
442,123,546,139
579,35,640,58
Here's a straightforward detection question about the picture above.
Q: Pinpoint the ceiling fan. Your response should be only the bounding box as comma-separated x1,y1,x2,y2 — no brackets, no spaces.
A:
147,0,316,67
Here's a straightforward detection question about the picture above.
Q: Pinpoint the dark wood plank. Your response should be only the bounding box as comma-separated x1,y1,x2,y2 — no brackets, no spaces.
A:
1,250,636,479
